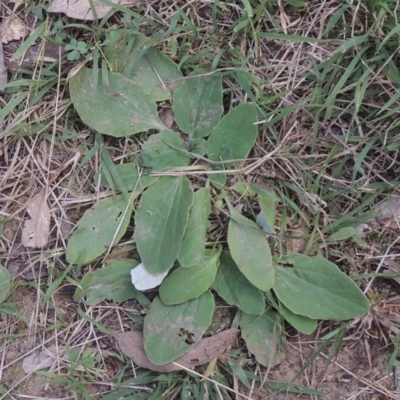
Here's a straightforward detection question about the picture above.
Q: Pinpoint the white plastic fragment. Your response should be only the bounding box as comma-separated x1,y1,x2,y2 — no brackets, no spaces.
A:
131,263,168,291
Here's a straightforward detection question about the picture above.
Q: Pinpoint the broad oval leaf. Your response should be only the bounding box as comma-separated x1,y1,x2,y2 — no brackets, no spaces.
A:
134,177,193,274
104,31,183,101
74,259,141,306
144,292,215,365
160,249,220,305
280,303,318,335
227,204,275,292
240,308,282,367
178,188,211,267
131,263,168,291
70,68,166,137
66,195,133,265
0,265,11,303
212,251,265,315
273,253,370,320
172,74,223,138
207,103,258,167
140,130,189,172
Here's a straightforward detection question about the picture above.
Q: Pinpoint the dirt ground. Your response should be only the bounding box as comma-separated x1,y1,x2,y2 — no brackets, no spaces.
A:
1,283,399,399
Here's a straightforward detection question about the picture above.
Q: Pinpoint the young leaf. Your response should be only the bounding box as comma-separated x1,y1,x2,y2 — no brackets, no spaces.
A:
144,292,215,365
160,249,220,305
227,204,275,292
104,31,183,101
134,177,193,274
178,188,211,267
70,68,166,137
207,103,258,167
96,162,157,192
0,265,11,303
256,195,276,235
273,253,370,320
140,130,189,172
240,308,282,367
326,227,356,242
172,74,223,138
212,251,265,315
66,195,133,265
74,259,141,306
280,303,318,335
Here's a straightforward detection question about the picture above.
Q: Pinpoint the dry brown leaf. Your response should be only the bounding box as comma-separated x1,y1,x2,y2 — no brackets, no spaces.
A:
286,222,308,253
115,329,239,373
5,42,65,69
0,39,6,91
21,189,50,248
0,16,28,44
47,0,139,21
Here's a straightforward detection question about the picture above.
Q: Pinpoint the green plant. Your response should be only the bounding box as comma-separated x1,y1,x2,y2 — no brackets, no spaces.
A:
0,265,11,304
65,32,370,370
65,38,88,61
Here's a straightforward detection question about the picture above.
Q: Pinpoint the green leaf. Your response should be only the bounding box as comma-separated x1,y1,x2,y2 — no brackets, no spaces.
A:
134,177,193,274
160,249,220,305
172,74,223,138
280,303,318,335
187,138,207,156
207,103,258,167
240,308,282,367
140,130,190,172
326,227,356,242
227,204,275,292
70,68,165,138
74,259,142,306
212,251,265,315
178,188,211,267
0,265,11,303
273,253,370,320
230,182,256,197
96,162,157,192
144,292,215,365
209,172,227,189
105,31,183,101
256,195,276,235
66,195,133,265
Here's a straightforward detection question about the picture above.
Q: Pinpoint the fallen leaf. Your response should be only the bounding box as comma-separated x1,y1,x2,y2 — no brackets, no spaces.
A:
115,329,239,373
376,194,400,221
159,108,175,129
0,37,6,91
285,222,308,253
21,189,50,248
4,41,65,69
0,16,28,44
22,345,67,374
48,0,139,20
